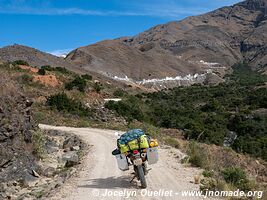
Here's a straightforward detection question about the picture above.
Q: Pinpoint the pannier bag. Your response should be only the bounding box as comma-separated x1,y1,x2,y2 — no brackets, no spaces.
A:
115,154,129,171
147,147,159,165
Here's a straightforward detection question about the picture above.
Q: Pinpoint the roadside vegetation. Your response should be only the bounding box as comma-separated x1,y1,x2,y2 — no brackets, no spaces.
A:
47,92,91,117
105,63,267,162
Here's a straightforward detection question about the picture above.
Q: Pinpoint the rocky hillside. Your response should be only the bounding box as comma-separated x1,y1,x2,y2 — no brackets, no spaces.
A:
0,80,35,182
0,45,87,74
0,73,86,199
66,0,267,82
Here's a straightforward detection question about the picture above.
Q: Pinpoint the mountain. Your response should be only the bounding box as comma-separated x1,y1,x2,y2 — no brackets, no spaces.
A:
66,0,267,83
0,0,266,88
0,44,90,75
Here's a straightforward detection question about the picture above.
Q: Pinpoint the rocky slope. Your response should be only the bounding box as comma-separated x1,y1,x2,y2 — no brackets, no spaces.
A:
0,74,86,199
66,0,267,83
0,45,87,74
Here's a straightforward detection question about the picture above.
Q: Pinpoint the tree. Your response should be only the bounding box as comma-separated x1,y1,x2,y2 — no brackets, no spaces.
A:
65,76,87,92
93,82,102,93
13,60,29,66
81,74,92,80
38,68,46,75
47,93,90,116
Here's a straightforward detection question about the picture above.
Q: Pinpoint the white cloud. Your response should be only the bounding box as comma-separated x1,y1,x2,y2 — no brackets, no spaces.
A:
48,48,72,57
0,7,206,17
0,0,241,18
0,1,210,18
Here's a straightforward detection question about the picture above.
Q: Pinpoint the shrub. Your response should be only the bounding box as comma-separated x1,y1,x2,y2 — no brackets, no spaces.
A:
12,60,29,66
164,137,180,148
105,96,144,122
81,74,92,80
203,170,214,178
38,68,46,75
41,65,72,74
55,67,71,74
41,65,52,71
32,129,46,159
47,93,90,117
187,142,209,168
222,167,246,184
113,89,125,97
222,167,251,191
18,74,33,84
65,76,87,92
93,82,102,93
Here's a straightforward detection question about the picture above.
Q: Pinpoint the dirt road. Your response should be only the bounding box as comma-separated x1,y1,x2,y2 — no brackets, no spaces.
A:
40,125,208,200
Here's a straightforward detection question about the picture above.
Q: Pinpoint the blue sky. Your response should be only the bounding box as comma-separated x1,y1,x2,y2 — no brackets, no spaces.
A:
0,0,241,55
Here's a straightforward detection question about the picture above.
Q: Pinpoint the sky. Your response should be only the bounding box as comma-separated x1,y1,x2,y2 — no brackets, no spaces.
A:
0,0,241,56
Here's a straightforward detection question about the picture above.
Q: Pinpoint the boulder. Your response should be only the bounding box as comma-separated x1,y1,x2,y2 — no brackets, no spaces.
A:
62,151,79,167
43,166,57,177
63,136,82,150
37,161,57,178
46,146,59,154
21,173,39,188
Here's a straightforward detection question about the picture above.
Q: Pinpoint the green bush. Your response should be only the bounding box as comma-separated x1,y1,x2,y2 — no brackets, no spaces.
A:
18,74,33,84
38,68,46,75
222,167,251,191
187,142,209,168
93,82,102,93
203,170,214,178
41,65,53,71
54,67,72,74
41,65,72,74
81,74,92,80
105,96,144,122
113,89,125,97
65,76,87,92
32,129,46,159
164,137,180,148
12,60,29,66
47,93,90,117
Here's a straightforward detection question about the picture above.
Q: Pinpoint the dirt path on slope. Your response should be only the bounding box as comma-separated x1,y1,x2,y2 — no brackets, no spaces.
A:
40,125,212,200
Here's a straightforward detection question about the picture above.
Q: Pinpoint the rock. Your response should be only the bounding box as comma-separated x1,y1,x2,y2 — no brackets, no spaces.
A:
21,173,39,188
48,130,65,137
43,167,57,177
63,136,82,150
0,159,12,168
0,182,7,192
70,146,80,151
37,162,57,178
62,151,79,167
46,146,59,154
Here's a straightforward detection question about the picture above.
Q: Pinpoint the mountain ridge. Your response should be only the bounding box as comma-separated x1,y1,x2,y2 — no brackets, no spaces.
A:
65,0,267,81
0,0,266,87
